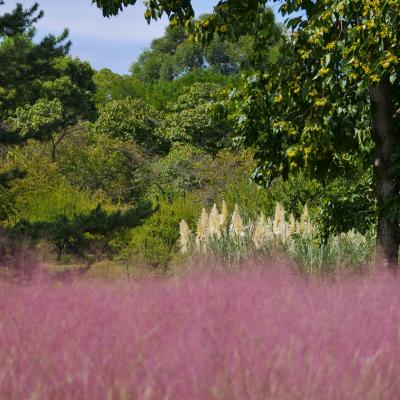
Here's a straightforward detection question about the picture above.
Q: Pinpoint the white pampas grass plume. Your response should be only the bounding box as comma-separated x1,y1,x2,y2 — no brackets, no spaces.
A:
195,236,202,253
296,220,301,235
273,202,287,240
209,203,221,238
220,200,229,228
251,212,267,249
300,204,313,235
179,219,192,254
288,213,296,237
230,204,244,237
197,208,209,240
253,225,264,249
265,217,274,242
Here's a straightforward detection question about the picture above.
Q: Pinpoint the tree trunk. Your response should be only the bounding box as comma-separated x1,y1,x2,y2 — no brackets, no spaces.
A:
370,76,400,268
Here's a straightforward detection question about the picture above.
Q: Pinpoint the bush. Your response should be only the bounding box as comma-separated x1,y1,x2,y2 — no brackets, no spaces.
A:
19,183,99,224
195,149,268,210
196,153,321,220
16,202,154,261
268,173,323,218
122,196,201,269
315,173,376,240
1,139,103,223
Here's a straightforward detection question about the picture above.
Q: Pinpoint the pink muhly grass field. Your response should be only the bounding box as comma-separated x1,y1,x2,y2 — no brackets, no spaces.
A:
0,263,400,399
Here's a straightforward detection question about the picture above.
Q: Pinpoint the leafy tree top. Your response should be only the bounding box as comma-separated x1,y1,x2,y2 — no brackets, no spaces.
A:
0,1,43,37
163,82,231,152
93,0,271,34
93,98,169,154
130,21,255,83
229,0,400,182
0,2,96,146
107,0,397,182
92,0,399,86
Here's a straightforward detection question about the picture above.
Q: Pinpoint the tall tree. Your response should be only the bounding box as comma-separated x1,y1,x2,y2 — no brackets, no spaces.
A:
92,0,400,266
1,2,97,151
226,0,400,266
163,82,231,152
0,1,67,216
0,1,95,220
130,22,252,83
93,98,169,154
0,1,70,146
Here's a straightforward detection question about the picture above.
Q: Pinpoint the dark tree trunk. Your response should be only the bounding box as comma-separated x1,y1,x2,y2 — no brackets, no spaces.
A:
370,76,400,267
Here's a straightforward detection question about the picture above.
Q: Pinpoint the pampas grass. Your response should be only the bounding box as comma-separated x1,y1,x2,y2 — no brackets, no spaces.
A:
179,202,374,271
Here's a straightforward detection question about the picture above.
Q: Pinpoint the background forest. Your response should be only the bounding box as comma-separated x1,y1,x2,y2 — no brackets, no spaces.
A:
0,1,378,277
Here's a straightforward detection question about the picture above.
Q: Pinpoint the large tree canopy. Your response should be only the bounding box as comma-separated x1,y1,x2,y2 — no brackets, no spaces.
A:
92,0,196,20
92,0,266,29
130,22,254,83
163,82,231,152
93,97,169,154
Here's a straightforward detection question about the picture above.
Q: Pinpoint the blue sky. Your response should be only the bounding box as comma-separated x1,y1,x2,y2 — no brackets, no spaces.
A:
1,0,220,73
2,1,282,74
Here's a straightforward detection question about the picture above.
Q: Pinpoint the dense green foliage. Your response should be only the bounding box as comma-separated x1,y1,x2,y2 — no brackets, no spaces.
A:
162,82,232,152
1,0,392,274
130,23,253,82
94,65,236,111
93,98,169,154
96,0,400,265
0,2,154,263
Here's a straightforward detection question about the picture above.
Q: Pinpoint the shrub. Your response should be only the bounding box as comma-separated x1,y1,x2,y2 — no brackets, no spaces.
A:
268,173,323,218
196,153,319,220
2,140,102,224
195,149,270,211
18,183,99,224
122,195,201,269
315,173,376,239
16,202,154,261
